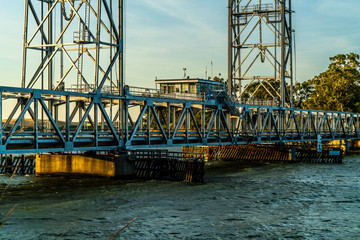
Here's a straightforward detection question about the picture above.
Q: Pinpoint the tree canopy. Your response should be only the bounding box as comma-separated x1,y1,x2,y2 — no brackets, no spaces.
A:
294,53,360,112
243,78,280,100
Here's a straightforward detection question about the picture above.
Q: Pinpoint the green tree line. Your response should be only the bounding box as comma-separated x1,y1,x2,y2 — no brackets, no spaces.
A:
243,53,360,113
294,53,360,112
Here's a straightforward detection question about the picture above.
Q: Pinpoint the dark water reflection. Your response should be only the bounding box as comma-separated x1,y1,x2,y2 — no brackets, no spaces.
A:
1,154,360,239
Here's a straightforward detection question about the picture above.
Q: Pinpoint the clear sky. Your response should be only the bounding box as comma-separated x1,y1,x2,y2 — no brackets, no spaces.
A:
0,0,359,89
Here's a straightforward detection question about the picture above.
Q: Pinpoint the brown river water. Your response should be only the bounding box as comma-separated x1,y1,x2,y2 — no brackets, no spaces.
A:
1,153,360,239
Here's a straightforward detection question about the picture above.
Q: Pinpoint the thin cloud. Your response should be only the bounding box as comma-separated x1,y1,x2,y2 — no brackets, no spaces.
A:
140,0,224,38
315,0,360,19
124,0,228,86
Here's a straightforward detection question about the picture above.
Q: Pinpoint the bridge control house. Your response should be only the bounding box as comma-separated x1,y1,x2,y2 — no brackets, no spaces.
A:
155,78,225,95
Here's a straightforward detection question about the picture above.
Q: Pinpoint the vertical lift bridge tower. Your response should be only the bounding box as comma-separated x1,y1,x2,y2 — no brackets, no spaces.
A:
228,0,294,108
21,0,124,134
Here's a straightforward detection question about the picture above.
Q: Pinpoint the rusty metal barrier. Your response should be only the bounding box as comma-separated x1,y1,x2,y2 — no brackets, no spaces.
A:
183,145,343,164
0,155,36,174
129,150,205,183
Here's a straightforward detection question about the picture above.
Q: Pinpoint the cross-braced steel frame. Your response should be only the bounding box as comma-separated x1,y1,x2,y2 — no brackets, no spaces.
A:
22,0,124,92
228,0,293,108
20,0,125,148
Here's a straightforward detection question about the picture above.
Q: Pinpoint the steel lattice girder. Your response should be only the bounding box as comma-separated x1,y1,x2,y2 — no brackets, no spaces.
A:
0,86,358,154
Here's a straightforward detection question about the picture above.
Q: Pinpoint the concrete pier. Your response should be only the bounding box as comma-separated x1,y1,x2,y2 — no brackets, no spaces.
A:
36,153,135,178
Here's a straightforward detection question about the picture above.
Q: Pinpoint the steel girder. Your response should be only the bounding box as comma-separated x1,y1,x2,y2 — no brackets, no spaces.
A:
0,86,358,154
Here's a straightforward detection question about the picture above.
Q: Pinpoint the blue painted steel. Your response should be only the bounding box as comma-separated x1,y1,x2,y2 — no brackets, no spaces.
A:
0,85,359,154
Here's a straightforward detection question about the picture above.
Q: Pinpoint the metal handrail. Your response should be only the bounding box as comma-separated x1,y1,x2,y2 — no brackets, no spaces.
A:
238,98,280,107
127,86,205,101
241,4,274,12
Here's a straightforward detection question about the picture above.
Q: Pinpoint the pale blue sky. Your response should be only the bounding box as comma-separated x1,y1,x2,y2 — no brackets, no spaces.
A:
0,0,359,88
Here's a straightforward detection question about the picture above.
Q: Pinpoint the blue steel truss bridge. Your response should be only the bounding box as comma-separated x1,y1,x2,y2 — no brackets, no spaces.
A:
0,0,358,155
0,85,358,154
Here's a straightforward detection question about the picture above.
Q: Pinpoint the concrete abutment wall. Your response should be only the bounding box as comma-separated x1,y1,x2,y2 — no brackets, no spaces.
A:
35,154,135,178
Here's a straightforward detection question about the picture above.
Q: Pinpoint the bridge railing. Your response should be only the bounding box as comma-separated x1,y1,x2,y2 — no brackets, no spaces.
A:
65,84,94,93
126,86,205,101
241,3,274,12
64,84,121,94
238,98,280,107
